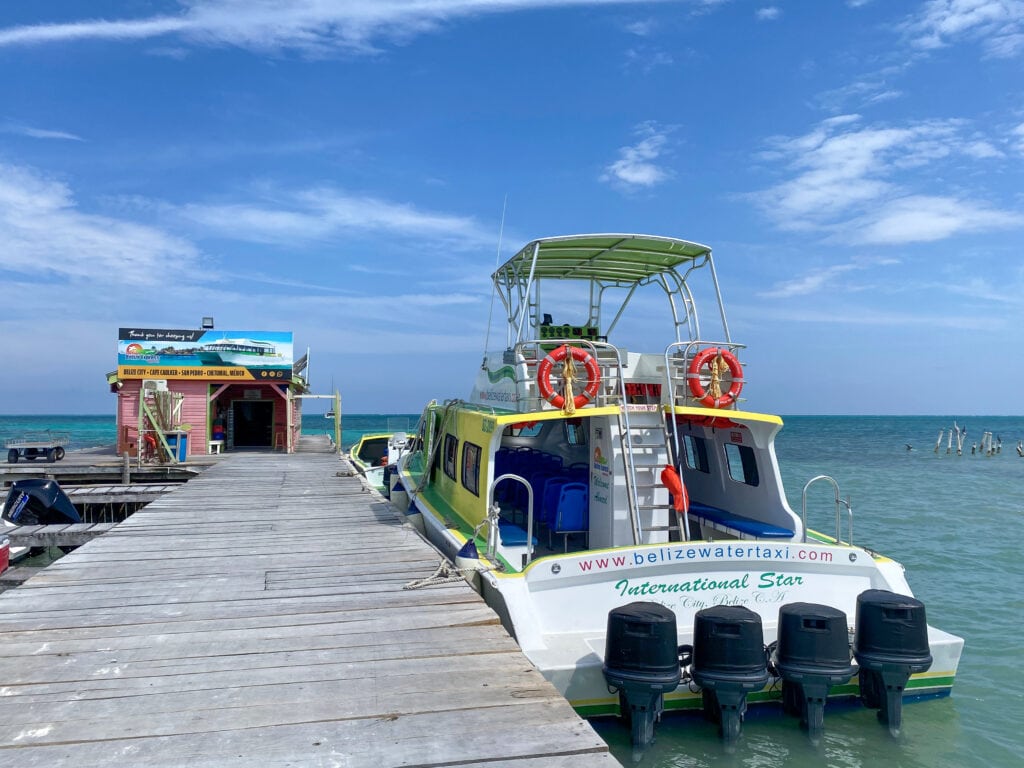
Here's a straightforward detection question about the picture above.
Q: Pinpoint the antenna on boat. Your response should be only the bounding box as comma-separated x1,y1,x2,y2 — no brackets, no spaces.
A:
482,194,508,359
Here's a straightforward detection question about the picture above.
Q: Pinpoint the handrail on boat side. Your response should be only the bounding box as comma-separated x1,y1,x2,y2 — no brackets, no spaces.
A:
487,473,535,565
801,474,853,545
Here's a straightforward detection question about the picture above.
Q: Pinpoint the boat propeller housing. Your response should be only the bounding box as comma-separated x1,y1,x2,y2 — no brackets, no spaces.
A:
854,589,933,735
772,602,857,741
689,605,770,743
602,601,681,750
2,478,81,526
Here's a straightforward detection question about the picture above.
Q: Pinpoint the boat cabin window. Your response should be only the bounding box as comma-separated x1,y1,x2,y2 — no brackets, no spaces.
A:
462,442,481,496
443,434,458,480
724,443,760,486
505,422,543,438
564,418,587,446
682,434,710,474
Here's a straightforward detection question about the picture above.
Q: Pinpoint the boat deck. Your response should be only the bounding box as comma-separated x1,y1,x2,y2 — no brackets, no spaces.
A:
0,437,619,767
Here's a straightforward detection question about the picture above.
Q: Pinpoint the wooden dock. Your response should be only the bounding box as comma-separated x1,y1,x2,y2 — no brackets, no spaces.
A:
0,439,621,767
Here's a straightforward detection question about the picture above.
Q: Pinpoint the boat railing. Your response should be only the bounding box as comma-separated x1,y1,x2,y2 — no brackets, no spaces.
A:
663,340,747,410
801,475,853,545
513,338,629,411
487,473,535,565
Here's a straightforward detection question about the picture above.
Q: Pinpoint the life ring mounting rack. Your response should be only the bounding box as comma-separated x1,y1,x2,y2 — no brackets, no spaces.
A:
685,345,745,409
536,343,603,412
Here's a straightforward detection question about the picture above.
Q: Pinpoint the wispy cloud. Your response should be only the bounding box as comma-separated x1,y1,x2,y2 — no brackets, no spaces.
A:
854,194,1022,244
903,0,1024,58
756,7,781,21
0,162,200,286
759,263,860,299
752,114,1024,244
0,161,497,296
1013,123,1024,154
0,1,690,55
172,185,494,248
815,67,905,113
601,122,675,189
1,122,84,141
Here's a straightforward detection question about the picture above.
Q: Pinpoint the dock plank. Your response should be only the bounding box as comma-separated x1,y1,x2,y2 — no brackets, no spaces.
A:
0,449,620,767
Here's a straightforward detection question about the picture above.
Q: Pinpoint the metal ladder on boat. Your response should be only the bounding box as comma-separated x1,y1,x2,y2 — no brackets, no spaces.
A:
615,408,689,543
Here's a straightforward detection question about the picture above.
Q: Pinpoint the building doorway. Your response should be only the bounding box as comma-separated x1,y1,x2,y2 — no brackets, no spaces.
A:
232,400,274,447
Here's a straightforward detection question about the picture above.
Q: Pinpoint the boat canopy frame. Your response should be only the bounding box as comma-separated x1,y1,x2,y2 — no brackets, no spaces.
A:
491,233,733,349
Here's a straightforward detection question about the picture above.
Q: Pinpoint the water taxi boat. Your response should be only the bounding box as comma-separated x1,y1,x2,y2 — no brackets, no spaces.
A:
195,338,281,367
393,234,963,742
348,432,410,490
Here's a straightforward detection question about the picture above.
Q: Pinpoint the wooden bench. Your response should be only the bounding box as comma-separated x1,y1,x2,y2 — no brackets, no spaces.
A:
688,501,794,540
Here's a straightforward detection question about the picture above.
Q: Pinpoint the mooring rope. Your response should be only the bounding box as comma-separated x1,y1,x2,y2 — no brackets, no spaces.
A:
403,559,485,590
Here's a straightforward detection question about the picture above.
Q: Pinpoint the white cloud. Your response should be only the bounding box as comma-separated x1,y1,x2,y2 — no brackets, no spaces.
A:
1,123,84,141
815,69,905,112
903,0,1024,58
756,7,781,21
855,194,1023,244
601,122,675,189
0,1,686,55
753,115,1023,244
759,263,858,298
626,18,654,35
0,162,200,286
1013,122,1024,154
173,186,494,248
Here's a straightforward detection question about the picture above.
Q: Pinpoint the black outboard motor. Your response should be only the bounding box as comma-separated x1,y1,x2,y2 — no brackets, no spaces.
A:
688,605,769,743
602,602,681,751
772,602,856,742
3,479,81,525
854,589,932,736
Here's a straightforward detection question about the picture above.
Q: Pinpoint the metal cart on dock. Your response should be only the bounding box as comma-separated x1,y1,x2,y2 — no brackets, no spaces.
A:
5,433,70,464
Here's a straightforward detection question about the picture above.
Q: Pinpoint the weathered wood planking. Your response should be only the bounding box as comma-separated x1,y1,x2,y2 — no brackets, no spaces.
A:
0,442,622,768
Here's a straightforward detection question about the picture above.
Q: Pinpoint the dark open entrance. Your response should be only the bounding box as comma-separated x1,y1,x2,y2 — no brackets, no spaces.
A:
232,400,274,447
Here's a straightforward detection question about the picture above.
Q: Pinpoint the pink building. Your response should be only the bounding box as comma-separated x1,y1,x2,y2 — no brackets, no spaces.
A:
108,326,309,461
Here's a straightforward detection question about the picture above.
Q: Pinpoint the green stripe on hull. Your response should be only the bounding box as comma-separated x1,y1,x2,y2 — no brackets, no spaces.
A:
571,676,956,718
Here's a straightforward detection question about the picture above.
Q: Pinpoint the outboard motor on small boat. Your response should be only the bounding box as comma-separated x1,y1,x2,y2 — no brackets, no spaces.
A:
771,602,856,742
602,602,681,751
854,589,932,736
3,478,81,526
687,605,769,743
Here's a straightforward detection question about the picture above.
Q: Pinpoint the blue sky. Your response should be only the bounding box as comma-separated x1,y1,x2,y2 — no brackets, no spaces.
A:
1,0,1021,416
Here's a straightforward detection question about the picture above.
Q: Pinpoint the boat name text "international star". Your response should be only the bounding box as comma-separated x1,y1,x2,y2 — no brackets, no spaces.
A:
613,571,805,597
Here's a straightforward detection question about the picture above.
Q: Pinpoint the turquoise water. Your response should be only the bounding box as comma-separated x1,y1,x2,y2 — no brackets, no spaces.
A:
0,413,419,452
2,413,1021,766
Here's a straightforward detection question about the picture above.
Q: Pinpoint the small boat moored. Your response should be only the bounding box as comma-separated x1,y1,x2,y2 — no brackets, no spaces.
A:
348,431,410,491
393,233,964,747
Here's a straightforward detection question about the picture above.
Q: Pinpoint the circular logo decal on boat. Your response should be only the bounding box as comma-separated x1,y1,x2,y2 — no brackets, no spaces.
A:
551,564,561,574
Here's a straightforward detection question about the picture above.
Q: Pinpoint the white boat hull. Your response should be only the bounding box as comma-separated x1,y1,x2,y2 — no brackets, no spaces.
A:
415,503,963,717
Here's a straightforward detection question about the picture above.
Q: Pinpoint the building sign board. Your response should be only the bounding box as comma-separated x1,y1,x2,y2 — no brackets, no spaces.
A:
117,328,294,381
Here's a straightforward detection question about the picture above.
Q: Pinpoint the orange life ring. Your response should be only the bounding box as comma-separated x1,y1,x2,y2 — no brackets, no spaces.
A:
687,347,743,408
536,344,602,410
143,434,157,448
660,465,689,514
